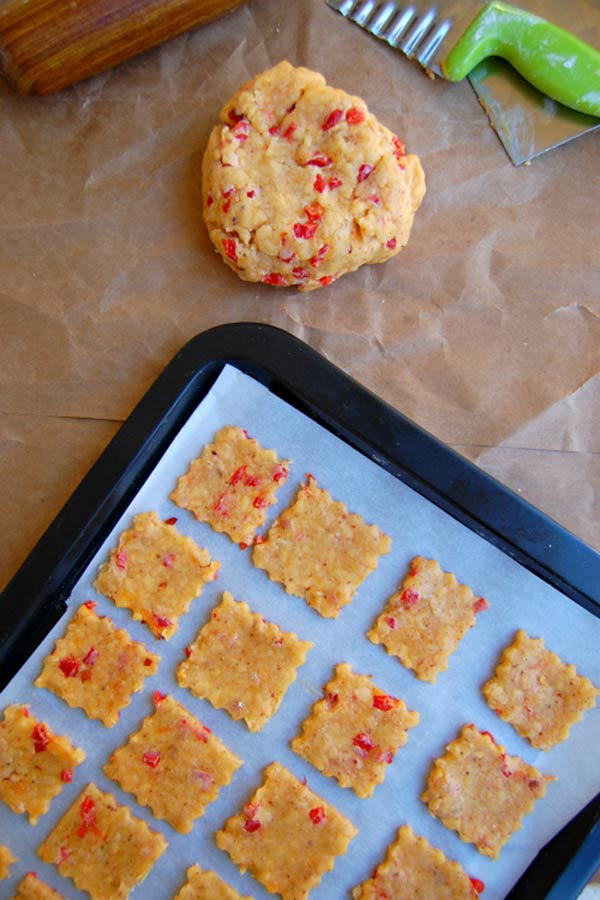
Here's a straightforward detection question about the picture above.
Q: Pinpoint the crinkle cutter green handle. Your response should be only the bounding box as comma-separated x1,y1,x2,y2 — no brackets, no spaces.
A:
442,1,600,118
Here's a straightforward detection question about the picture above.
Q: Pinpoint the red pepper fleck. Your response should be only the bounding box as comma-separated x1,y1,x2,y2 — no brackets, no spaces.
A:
227,109,243,124
319,275,334,287
214,493,229,515
322,108,343,131
82,646,98,667
379,750,394,764
386,237,397,250
309,244,329,268
353,732,375,753
247,189,256,198
470,877,485,895
283,122,298,141
153,690,166,705
262,272,288,286
231,117,249,143
346,106,366,124
162,553,175,568
474,597,489,613
373,694,397,712
309,806,326,824
292,268,309,283
153,613,173,631
305,202,323,222
357,163,375,182
32,723,50,753
206,194,214,208
392,135,405,159
314,173,326,193
481,730,497,745
115,550,128,570
222,238,238,263
254,534,266,545
328,175,343,190
244,817,262,833
164,516,178,525
400,589,420,607
500,753,512,777
279,247,297,263
529,778,541,790
244,474,261,487
84,600,96,610
293,222,318,240
78,795,99,838
57,845,72,866
253,496,268,509
194,724,211,742
306,152,333,168
59,656,81,678
268,124,280,136
230,465,248,486
185,646,192,658
143,750,161,769
143,657,154,667
368,194,381,205
273,464,288,482
325,690,339,708
61,769,73,783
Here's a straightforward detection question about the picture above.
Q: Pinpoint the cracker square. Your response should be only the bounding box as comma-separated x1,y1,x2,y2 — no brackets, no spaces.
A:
177,591,313,731
37,783,167,900
421,724,554,859
94,511,219,639
352,824,482,900
9,872,66,900
483,629,598,751
0,704,85,824
368,557,488,682
174,865,253,900
252,474,391,618
170,425,290,545
104,693,242,833
292,663,418,798
35,603,160,727
0,845,17,880
216,762,357,900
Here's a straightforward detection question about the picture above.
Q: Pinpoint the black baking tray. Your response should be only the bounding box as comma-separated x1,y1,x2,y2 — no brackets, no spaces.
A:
1,321,599,899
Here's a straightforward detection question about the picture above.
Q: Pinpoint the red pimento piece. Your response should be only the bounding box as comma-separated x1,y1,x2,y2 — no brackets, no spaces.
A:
231,117,249,143
222,238,238,264
214,493,229,515
328,175,343,190
115,551,128,570
143,657,154,667
268,124,280,136
368,194,381,205
306,152,333,168
353,732,375,753
61,769,73,783
84,600,97,610
262,272,288,286
162,553,176,568
78,795,99,838
346,106,366,124
247,189,256,198
386,237,397,250
322,108,343,131
357,163,375,182
273,464,288,482
293,222,318,240
206,194,214,208
309,806,326,824
253,496,268,509
153,690,166,705
305,202,323,222
143,750,161,769
57,845,72,866
314,172,326,193
474,597,489,613
400,588,420,607
227,109,243,124
470,877,485,895
392,135,405,159
32,723,50,753
386,616,397,630
164,516,178,525
480,730,497,745
82,646,98,667
310,244,329,267
325,689,339,708
59,656,81,678
373,693,398,712
319,275,334,287
500,753,512,778
244,473,261,487
283,122,298,141
184,646,193,658
254,534,266,545
153,613,173,631
244,817,262,833
229,465,248,486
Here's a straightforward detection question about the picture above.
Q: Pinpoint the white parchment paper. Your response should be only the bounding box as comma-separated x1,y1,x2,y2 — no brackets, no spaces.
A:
2,365,599,900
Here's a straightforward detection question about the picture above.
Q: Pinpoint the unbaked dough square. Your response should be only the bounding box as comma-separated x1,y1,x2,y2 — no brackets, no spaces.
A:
173,865,253,900
0,704,85,824
37,783,167,900
252,474,391,618
292,663,418,798
35,603,160,727
177,591,313,731
421,724,554,859
170,425,290,545
483,629,598,750
104,693,242,833
94,511,219,639
9,872,66,900
352,824,482,900
368,556,488,682
0,844,17,880
216,762,357,900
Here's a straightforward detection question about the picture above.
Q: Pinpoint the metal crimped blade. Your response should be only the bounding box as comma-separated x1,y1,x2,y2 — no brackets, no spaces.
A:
324,0,457,75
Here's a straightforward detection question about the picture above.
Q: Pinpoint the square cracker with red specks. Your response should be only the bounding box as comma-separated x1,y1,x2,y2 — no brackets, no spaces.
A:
173,865,253,900
10,872,67,900
0,704,85,824
352,824,481,900
35,603,159,727
421,724,554,859
216,762,357,900
104,693,242,833
252,474,391,618
177,591,313,731
37,783,167,900
94,511,219,639
170,425,290,545
483,629,598,750
368,556,488,683
292,663,418,798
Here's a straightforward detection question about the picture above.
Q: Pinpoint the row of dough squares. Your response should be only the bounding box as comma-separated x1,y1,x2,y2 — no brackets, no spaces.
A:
1,425,597,900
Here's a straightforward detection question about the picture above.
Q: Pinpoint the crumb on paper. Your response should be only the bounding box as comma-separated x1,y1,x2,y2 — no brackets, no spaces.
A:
34,603,159,727
104,693,242,833
483,629,598,750
368,556,488,682
94,510,219,639
252,473,391,618
292,663,418,798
